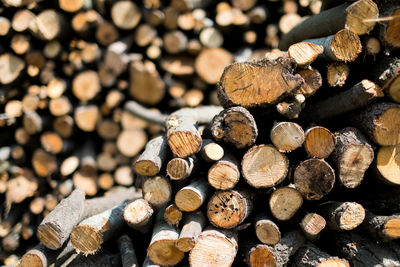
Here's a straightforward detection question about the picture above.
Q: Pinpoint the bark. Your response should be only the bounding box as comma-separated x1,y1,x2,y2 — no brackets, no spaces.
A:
118,235,139,267
133,135,168,176
360,209,400,242
274,230,306,267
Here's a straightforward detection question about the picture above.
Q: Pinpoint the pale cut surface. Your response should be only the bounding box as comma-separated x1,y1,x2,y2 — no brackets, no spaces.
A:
242,145,288,188
249,245,276,267
339,144,373,188
269,187,303,221
345,0,378,35
377,145,400,185
190,231,237,267
319,259,350,267
288,42,323,67
304,126,336,158
255,220,280,245
175,188,202,212
388,76,400,103
270,122,305,152
339,202,365,231
384,217,400,238
330,29,361,62
301,213,326,236
373,107,400,146
383,8,400,49
208,162,240,190
148,239,184,266
143,176,171,207
124,199,153,224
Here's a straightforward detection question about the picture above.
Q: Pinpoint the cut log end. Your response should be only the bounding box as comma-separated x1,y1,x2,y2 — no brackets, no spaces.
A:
164,204,183,227
327,62,349,87
383,8,400,49
384,217,400,239
20,251,46,267
304,127,336,159
207,190,250,228
134,160,159,177
201,141,224,162
300,213,326,239
372,106,400,146
288,42,323,67
175,187,202,212
242,145,288,188
147,239,184,266
255,219,281,245
124,199,154,227
208,161,240,190
218,57,303,108
70,225,102,255
143,176,172,208
330,29,361,62
319,258,350,267
167,157,194,181
36,223,63,250
247,244,276,267
167,132,202,158
345,0,378,35
270,122,305,152
269,187,303,221
376,145,400,185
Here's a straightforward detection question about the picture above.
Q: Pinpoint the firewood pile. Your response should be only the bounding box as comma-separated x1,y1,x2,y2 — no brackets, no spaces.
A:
0,0,399,266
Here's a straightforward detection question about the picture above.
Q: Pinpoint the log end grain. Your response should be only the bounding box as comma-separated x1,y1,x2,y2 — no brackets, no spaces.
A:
20,249,47,267
370,104,400,146
70,225,103,255
383,8,400,49
330,29,361,62
270,122,305,152
134,160,159,177
325,202,365,231
345,0,378,35
247,244,276,267
269,187,303,221
300,213,326,239
384,217,400,239
147,239,184,266
124,199,154,227
36,223,63,250
327,62,350,87
164,204,183,227
255,219,281,245
175,186,203,212
207,190,251,229
143,176,172,208
167,157,194,180
288,42,323,67
294,159,335,201
304,126,336,159
195,48,233,84
208,160,240,190
376,145,400,185
296,68,323,96
167,131,202,158
201,141,224,162
218,57,303,108
189,229,238,267
242,145,288,188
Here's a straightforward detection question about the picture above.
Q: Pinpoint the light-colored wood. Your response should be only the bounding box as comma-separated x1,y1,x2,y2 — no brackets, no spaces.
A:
114,166,134,186
176,211,206,252
288,42,323,68
242,144,288,188
164,204,182,227
319,201,365,231
72,70,100,103
116,129,147,157
361,209,400,242
208,154,240,190
167,156,195,180
195,48,233,84
300,213,326,240
245,243,276,267
111,1,141,30
59,0,85,12
147,212,184,266
74,105,99,132
32,149,57,177
72,170,98,197
189,228,238,267
143,176,172,209
200,139,224,162
254,214,281,245
175,179,210,212
304,126,336,159
376,145,400,185
218,57,303,108
124,199,154,233
199,27,223,48
134,136,168,177
270,122,305,152
0,53,25,84
12,9,35,32
207,189,252,228
327,62,350,87
296,68,322,97
163,30,188,54
29,10,65,41
269,186,303,221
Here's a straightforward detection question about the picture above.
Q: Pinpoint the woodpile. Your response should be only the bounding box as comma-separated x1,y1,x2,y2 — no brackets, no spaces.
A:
0,0,398,266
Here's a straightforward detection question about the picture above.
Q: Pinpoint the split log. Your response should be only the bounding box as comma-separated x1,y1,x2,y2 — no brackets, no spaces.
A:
303,80,383,121
37,188,85,250
375,145,400,185
319,201,365,231
304,126,336,159
242,145,288,188
274,230,306,267
147,211,184,266
123,199,154,233
327,62,350,87
143,176,172,209
118,235,139,267
254,214,281,245
303,29,362,62
195,47,233,84
300,213,326,240
269,186,303,221
166,105,223,157
288,42,323,68
270,121,305,152
294,159,335,200
207,189,253,228
291,242,350,267
208,154,240,190
164,204,183,227
209,106,258,149
189,228,238,267
360,209,400,242
217,57,304,108
175,211,206,252
331,127,374,188
175,178,210,212
331,231,400,267
70,202,128,255
166,156,196,180
279,0,379,50
200,139,224,162
353,102,400,146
